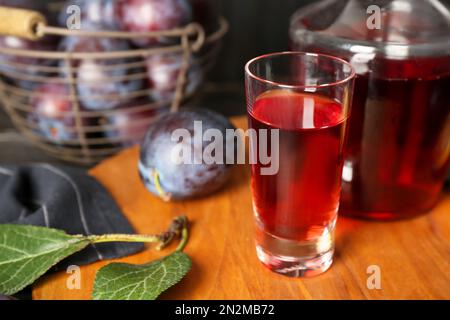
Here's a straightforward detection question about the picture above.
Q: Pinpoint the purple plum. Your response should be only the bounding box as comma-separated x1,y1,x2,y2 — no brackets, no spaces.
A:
29,82,77,142
0,36,58,90
139,109,236,200
97,98,170,146
59,34,144,110
58,0,118,30
116,0,192,47
146,52,203,102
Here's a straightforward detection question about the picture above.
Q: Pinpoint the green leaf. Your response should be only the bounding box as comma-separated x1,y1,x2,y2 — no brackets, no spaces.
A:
93,251,191,300
0,224,90,295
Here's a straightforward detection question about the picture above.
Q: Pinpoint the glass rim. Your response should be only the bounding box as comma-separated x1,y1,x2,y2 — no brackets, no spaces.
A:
245,51,356,89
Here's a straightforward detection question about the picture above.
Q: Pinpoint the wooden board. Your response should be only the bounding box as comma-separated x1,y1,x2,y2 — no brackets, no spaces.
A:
33,116,450,300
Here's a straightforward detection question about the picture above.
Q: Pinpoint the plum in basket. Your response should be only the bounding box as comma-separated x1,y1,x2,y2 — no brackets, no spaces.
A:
97,98,169,146
58,0,118,30
146,52,203,102
116,0,192,47
139,109,236,200
29,82,79,142
59,34,144,111
0,36,58,90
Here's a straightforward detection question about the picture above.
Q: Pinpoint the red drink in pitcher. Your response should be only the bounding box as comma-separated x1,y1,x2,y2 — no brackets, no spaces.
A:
341,57,450,219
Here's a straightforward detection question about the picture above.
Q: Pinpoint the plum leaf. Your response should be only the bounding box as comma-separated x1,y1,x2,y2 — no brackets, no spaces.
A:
0,224,90,295
92,252,191,300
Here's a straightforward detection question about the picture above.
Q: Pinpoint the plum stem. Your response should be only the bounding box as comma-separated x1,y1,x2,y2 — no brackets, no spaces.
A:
175,218,189,252
87,234,160,244
152,169,172,202
86,215,189,252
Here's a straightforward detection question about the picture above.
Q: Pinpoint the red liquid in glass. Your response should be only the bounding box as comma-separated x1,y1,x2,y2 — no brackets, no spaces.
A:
249,90,347,242
341,57,450,219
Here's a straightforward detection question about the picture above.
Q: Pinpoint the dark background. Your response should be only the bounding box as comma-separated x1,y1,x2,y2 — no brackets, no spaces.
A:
211,0,314,83
192,0,314,117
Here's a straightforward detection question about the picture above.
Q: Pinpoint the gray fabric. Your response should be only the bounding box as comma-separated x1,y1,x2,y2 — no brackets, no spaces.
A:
0,163,143,270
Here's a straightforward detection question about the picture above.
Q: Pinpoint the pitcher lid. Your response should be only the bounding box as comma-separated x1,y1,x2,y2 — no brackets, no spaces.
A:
290,0,450,58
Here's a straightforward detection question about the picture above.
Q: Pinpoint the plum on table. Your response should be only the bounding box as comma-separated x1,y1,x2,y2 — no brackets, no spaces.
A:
139,108,236,200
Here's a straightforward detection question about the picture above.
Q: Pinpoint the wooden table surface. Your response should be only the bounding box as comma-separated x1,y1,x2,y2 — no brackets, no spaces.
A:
33,116,450,300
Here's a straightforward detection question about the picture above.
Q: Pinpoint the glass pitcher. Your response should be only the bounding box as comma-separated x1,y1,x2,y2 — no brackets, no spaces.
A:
290,0,450,220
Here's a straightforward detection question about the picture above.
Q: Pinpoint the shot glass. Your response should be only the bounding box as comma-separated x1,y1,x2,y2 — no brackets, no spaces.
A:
245,52,355,277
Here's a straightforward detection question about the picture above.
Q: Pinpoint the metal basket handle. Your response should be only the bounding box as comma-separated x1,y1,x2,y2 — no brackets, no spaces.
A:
0,6,47,40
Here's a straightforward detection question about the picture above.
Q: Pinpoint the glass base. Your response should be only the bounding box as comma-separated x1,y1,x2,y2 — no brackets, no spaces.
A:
255,221,335,277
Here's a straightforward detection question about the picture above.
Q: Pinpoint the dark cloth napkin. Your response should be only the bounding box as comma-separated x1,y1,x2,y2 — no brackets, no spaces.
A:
0,163,143,269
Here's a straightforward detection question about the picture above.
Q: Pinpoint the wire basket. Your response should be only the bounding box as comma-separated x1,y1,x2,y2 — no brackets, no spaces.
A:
0,5,228,165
